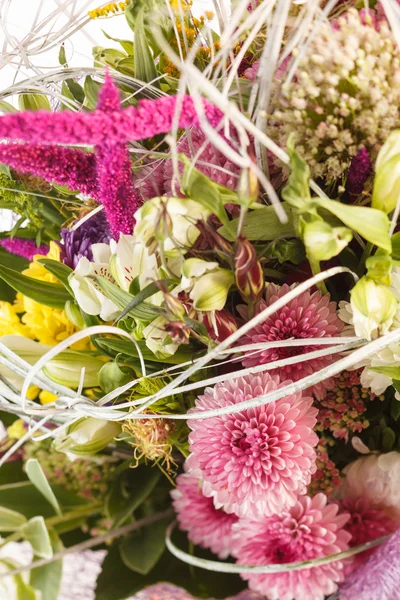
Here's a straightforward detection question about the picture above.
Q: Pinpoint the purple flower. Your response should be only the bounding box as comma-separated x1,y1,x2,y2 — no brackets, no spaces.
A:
60,212,110,269
0,238,48,261
346,147,372,196
340,530,400,600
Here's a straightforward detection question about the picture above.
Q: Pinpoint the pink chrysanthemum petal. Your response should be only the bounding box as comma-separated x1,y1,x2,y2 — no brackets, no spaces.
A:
231,493,351,600
239,284,343,399
187,372,319,518
171,470,238,559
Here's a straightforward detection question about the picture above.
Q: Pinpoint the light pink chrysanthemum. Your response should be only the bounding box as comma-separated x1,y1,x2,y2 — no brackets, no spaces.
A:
171,470,238,559
239,284,343,399
339,496,398,571
231,493,351,600
163,129,240,196
187,373,318,517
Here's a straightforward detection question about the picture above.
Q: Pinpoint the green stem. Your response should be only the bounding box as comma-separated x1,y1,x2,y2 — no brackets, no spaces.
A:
357,241,373,277
308,256,328,294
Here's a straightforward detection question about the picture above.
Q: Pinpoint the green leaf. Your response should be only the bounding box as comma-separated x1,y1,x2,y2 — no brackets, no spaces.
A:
0,482,55,519
106,466,160,527
181,155,230,227
218,203,296,241
281,134,312,210
84,76,101,109
95,337,194,365
0,100,18,114
119,517,169,575
66,79,85,104
382,427,396,451
21,517,53,559
58,44,67,65
93,276,158,321
37,258,73,294
0,265,71,309
18,94,51,111
391,387,400,421
134,8,159,85
99,361,133,394
30,530,63,600
317,199,391,252
102,30,134,54
25,459,62,517
0,506,27,531
114,279,172,323
392,231,400,260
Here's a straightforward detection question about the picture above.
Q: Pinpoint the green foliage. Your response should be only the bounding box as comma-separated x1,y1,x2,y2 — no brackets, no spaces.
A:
18,94,51,112
25,459,62,517
119,517,169,575
21,517,53,559
219,203,296,241
0,506,27,532
93,277,158,321
30,531,63,600
0,265,71,308
99,360,134,394
37,259,73,294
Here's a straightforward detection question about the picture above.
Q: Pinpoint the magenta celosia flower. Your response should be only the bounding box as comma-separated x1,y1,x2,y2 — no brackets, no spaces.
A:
239,283,344,399
163,129,240,196
171,470,238,559
340,528,400,600
0,144,98,199
346,147,371,196
339,496,398,571
231,493,351,600
95,72,141,236
0,94,222,146
0,238,48,261
187,372,318,518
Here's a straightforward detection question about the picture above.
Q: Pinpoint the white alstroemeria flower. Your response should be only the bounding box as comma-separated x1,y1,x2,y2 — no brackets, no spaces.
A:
134,197,210,257
69,243,119,321
350,277,397,341
359,342,400,396
143,316,180,358
181,258,234,311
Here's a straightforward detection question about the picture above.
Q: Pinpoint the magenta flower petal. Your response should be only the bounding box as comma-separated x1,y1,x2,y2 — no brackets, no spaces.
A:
232,493,351,600
239,284,344,399
187,372,319,518
0,144,98,199
0,238,48,261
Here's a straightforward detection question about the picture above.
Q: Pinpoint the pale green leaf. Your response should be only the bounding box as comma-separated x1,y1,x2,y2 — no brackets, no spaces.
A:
119,517,169,575
30,530,63,600
134,8,158,84
0,506,27,532
25,459,62,516
21,517,53,560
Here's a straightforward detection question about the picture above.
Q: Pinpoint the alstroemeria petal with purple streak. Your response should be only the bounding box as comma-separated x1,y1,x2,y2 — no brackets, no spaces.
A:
0,238,48,261
0,144,98,199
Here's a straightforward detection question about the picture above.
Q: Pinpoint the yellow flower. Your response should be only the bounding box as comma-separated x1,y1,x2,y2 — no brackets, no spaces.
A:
7,420,26,440
39,390,57,405
88,2,126,19
0,301,34,338
17,242,87,349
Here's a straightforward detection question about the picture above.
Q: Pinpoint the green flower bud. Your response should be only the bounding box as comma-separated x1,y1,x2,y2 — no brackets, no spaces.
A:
65,301,85,329
54,418,121,457
350,277,397,340
372,130,400,213
43,351,104,389
303,221,353,261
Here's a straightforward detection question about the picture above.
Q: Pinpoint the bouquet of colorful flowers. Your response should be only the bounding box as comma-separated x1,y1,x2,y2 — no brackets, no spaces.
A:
1,0,400,598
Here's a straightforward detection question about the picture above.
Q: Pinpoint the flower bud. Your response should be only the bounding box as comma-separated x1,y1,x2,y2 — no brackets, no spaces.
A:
43,351,104,389
143,316,181,358
65,301,85,329
181,258,234,311
372,130,400,213
199,309,237,342
350,277,397,340
54,418,121,457
366,251,392,287
234,236,264,304
303,221,353,261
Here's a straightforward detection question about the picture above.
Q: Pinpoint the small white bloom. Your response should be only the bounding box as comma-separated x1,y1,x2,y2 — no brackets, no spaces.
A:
54,417,121,458
181,258,234,311
350,277,397,340
143,316,180,358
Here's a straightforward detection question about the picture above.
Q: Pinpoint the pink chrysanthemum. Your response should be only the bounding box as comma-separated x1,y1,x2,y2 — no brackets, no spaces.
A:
171,470,238,559
187,373,318,517
163,129,239,196
239,284,343,399
231,493,351,600
339,496,398,570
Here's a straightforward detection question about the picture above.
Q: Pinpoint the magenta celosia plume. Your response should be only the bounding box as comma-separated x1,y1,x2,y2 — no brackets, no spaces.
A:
0,144,98,199
232,493,351,600
0,238,48,261
171,469,238,559
239,283,344,399
0,75,223,237
95,71,140,236
187,372,318,518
